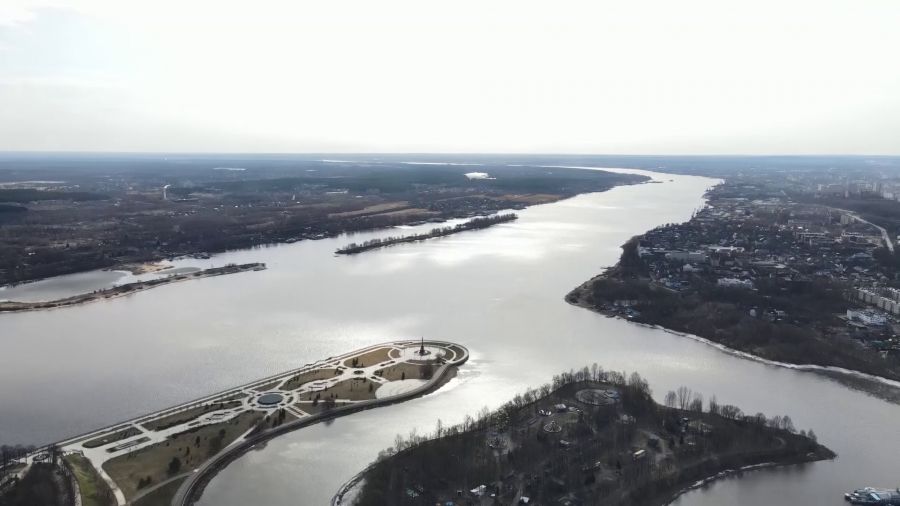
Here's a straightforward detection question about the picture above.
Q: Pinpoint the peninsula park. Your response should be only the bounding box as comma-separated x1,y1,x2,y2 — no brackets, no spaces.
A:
20,340,468,506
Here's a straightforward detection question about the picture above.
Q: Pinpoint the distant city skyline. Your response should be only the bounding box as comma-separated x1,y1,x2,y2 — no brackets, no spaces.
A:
1,0,899,154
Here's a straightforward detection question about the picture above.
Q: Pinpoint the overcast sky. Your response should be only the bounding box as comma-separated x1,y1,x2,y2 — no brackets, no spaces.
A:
1,0,899,154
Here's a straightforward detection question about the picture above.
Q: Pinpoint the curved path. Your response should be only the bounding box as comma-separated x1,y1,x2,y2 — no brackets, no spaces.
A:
171,340,468,506
23,340,467,506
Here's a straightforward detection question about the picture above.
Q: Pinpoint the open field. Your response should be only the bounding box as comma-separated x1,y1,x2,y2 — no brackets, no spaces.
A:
132,478,186,506
282,368,341,390
104,411,264,500
82,428,144,449
343,347,393,368
327,202,412,218
141,401,244,432
65,454,115,506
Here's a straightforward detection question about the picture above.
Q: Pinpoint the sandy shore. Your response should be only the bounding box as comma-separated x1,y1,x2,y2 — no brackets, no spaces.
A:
116,262,174,275
0,263,265,313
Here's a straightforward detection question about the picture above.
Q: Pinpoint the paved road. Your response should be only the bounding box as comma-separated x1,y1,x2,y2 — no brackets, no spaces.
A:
835,208,895,253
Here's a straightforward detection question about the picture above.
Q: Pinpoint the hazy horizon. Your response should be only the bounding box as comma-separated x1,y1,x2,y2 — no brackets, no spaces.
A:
2,0,900,154
2,151,900,158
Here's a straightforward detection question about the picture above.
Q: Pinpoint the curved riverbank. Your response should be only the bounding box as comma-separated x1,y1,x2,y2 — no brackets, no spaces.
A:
662,459,821,505
20,340,467,506
173,341,468,506
566,279,900,404
7,167,900,506
0,263,266,313
341,376,833,506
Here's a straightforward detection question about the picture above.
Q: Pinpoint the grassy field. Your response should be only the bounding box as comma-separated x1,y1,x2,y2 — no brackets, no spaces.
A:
82,427,143,449
105,411,263,500
142,400,243,432
131,477,186,506
64,454,115,506
343,347,393,368
251,380,284,392
318,378,379,401
282,368,340,390
294,400,352,415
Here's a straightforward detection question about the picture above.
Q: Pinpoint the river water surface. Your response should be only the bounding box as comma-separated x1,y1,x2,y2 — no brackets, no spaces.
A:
1,167,898,506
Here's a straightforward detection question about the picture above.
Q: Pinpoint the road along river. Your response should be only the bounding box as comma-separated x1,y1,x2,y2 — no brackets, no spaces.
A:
1,166,898,505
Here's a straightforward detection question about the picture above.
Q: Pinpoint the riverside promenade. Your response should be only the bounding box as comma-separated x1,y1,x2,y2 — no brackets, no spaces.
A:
25,340,467,506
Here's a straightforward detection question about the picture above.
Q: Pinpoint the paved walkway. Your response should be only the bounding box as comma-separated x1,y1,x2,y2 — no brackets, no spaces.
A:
28,340,467,506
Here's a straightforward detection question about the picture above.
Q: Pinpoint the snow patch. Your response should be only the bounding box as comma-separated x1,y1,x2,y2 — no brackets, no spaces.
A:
375,379,428,399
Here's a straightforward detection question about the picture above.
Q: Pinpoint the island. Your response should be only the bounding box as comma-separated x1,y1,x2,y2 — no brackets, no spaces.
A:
0,156,647,286
0,263,267,313
336,213,518,255
0,340,467,506
341,368,832,506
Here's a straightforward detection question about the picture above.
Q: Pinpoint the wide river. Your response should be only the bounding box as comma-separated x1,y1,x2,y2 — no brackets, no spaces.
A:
2,167,898,505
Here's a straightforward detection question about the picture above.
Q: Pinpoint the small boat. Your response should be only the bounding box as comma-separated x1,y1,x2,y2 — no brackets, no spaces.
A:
844,487,900,505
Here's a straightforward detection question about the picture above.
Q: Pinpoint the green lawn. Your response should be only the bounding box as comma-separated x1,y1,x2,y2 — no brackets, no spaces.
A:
132,477,187,506
64,454,114,506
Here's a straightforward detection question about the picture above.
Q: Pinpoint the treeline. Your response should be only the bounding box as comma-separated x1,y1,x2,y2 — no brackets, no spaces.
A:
1,444,36,470
335,213,518,255
0,444,71,506
373,367,652,459
0,204,27,214
0,189,108,203
372,365,815,461
354,365,824,506
584,272,900,380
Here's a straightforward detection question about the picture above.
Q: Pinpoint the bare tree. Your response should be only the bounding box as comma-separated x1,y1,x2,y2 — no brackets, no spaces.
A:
628,372,650,396
720,405,743,420
664,390,677,409
676,386,693,411
689,393,704,413
708,395,719,415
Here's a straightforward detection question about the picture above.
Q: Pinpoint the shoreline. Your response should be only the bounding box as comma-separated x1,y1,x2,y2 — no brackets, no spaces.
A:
21,340,468,506
0,172,649,288
335,213,518,255
171,341,469,506
652,448,834,506
175,361,464,506
662,458,822,505
343,377,833,506
566,280,900,404
0,262,266,313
